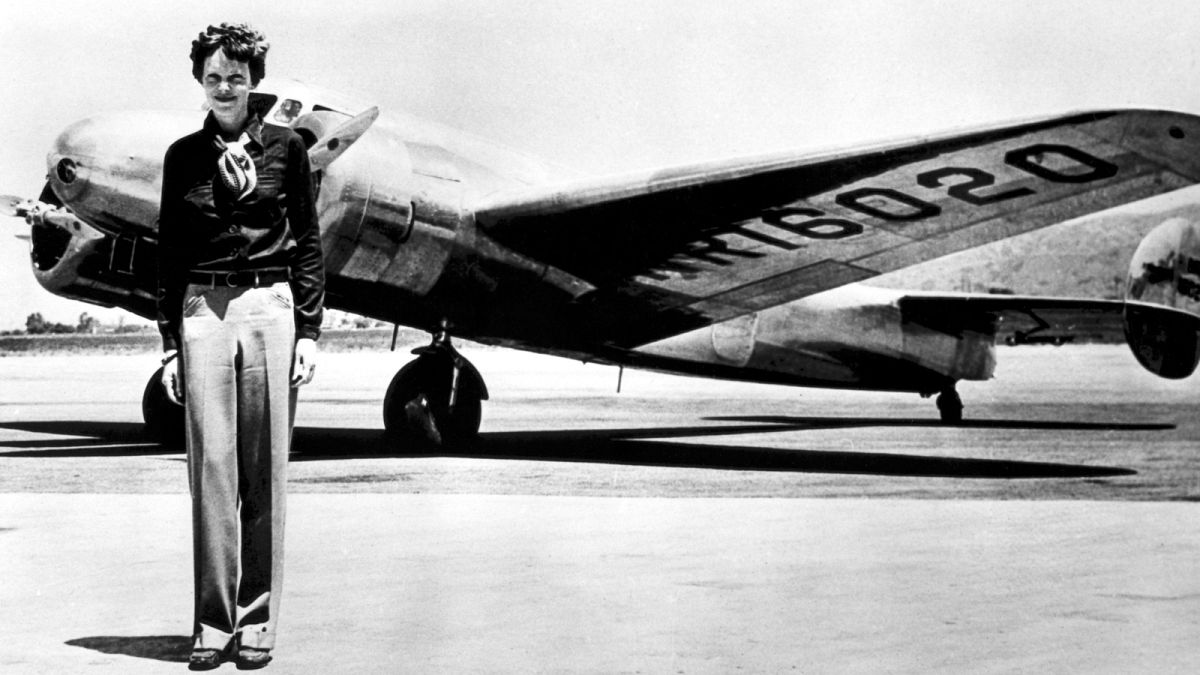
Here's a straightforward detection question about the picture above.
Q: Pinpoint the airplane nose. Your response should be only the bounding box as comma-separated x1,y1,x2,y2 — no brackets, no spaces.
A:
46,117,97,203
46,110,199,232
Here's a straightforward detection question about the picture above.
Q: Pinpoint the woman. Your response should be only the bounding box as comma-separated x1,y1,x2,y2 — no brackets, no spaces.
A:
156,22,325,670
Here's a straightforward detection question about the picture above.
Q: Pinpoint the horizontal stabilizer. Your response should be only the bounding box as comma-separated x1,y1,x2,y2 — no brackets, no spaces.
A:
898,294,1130,344
899,292,1200,378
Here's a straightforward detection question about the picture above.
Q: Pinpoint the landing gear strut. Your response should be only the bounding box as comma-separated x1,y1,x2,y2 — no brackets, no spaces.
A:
383,324,488,447
935,385,963,423
141,366,185,446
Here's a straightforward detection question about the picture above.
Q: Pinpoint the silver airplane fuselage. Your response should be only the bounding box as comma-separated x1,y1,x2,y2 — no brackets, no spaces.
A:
31,78,1172,400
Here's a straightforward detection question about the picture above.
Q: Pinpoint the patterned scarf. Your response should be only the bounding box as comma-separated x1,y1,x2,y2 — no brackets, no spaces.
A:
214,132,257,201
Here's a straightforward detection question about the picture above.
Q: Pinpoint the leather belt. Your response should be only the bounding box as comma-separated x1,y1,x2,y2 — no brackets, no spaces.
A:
188,269,290,288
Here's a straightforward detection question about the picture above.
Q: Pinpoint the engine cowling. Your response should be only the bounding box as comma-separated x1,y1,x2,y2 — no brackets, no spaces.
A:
312,116,457,297
1124,217,1200,378
26,199,158,319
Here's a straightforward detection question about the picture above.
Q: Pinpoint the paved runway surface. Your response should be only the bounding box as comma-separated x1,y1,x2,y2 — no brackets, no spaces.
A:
2,344,1197,499
1,344,1198,672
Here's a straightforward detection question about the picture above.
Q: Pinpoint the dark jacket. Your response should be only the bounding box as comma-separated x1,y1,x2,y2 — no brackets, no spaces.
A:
156,113,325,351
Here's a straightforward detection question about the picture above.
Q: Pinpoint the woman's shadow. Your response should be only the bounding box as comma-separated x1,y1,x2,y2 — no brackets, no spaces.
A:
66,635,191,663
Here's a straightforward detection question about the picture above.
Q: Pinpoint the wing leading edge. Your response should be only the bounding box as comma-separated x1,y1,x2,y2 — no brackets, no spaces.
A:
476,109,1200,348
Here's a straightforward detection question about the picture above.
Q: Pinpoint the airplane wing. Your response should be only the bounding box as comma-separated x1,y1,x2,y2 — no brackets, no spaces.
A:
475,109,1200,347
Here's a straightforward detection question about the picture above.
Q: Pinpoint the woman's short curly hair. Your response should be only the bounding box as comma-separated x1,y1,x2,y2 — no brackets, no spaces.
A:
190,23,270,85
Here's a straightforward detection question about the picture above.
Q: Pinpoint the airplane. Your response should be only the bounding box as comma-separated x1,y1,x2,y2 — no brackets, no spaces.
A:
4,77,1199,447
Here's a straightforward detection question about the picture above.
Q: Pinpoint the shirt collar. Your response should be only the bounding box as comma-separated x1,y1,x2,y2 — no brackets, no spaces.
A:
204,112,264,149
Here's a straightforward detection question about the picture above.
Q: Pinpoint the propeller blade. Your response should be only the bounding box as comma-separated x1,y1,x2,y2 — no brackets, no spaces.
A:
307,106,380,171
0,194,30,218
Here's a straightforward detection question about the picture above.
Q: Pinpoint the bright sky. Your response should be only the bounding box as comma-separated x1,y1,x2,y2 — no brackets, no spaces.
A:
2,0,1199,329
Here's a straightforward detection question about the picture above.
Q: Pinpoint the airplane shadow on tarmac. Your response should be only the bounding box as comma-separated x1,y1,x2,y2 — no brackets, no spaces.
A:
1,416,1166,478
42,416,1165,662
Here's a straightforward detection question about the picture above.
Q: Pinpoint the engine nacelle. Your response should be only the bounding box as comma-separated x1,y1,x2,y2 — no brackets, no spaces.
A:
635,284,994,392
28,205,157,319
314,117,456,297
1124,217,1200,378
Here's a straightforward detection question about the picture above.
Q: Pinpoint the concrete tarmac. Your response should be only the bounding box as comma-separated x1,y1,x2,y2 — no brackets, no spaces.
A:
2,495,1198,673
1,345,1199,672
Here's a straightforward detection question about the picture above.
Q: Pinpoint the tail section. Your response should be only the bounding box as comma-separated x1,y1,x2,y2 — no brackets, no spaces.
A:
1125,217,1200,378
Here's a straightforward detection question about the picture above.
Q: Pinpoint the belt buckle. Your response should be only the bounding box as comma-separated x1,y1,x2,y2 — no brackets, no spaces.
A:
222,272,238,287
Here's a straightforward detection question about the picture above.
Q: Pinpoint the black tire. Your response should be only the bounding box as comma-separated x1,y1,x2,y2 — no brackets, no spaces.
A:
383,357,482,448
141,366,185,447
936,388,963,423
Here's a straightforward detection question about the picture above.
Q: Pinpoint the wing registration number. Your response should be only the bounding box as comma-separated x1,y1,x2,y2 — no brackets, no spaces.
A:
758,142,1115,243
644,142,1119,278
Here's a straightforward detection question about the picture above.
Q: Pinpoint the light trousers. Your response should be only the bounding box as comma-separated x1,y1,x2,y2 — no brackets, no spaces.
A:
181,281,296,650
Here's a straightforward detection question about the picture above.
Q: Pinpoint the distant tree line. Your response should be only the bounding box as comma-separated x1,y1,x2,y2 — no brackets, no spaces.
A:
10,312,149,336
23,312,79,335
9,309,389,336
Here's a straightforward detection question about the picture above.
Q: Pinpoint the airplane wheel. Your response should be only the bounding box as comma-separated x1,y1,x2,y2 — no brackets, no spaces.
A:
141,367,185,446
936,387,963,423
383,356,483,448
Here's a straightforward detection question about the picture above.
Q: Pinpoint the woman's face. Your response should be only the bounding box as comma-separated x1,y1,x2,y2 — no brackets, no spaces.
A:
201,49,255,132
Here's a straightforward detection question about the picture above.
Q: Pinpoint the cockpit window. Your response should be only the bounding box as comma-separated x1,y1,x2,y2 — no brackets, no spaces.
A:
274,98,303,124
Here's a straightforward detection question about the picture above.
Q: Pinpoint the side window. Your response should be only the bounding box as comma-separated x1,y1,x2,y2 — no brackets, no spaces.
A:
274,98,304,125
